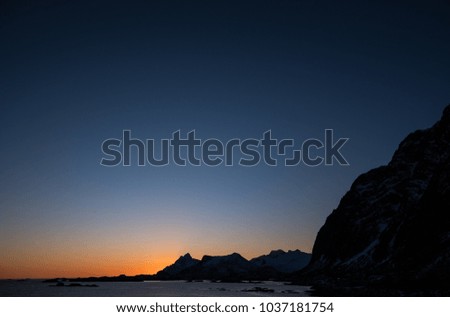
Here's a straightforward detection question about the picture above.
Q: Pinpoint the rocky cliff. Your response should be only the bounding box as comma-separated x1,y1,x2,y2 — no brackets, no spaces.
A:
304,105,450,293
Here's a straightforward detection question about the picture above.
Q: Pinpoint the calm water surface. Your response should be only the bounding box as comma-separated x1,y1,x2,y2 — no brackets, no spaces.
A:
0,280,311,297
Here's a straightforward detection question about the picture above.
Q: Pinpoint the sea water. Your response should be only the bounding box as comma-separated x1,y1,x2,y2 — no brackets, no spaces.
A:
0,280,310,297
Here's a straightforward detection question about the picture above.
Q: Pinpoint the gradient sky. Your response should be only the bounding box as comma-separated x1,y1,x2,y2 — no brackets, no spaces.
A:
1,0,450,278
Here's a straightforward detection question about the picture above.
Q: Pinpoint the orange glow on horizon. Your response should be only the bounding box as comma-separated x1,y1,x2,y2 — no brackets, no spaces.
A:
0,243,313,279
0,253,177,279
0,222,313,279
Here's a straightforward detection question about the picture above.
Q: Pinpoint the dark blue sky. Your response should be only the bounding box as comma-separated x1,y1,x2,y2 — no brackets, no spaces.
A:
1,0,449,277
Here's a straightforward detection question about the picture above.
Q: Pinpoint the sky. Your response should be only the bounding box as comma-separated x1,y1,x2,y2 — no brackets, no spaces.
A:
1,0,450,278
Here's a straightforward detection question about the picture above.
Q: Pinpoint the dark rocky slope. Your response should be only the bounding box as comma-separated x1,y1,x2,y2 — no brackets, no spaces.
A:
301,105,450,295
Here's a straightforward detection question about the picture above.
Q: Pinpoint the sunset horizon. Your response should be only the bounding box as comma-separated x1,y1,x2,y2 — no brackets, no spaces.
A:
1,245,314,279
1,0,450,299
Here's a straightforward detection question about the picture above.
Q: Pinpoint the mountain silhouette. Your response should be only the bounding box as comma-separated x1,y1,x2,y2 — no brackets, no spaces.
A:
155,253,200,279
250,249,311,273
155,250,311,281
300,104,450,295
